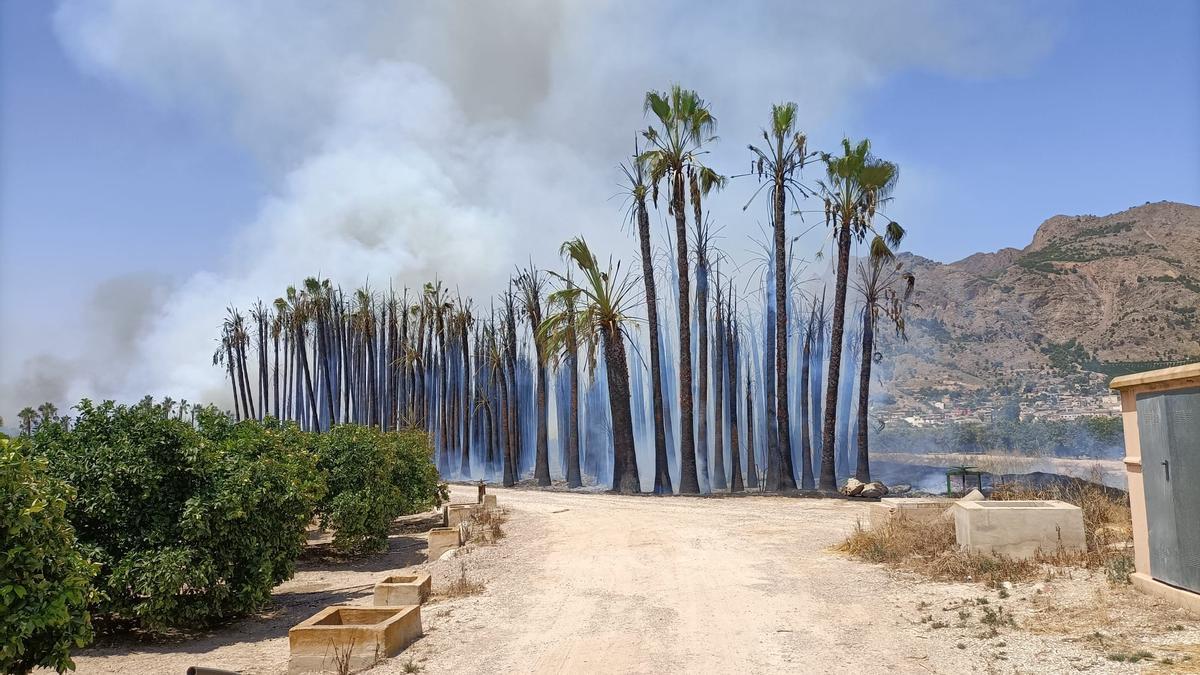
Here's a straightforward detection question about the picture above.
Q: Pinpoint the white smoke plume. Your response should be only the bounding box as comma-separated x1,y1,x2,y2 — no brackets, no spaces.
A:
4,0,1056,414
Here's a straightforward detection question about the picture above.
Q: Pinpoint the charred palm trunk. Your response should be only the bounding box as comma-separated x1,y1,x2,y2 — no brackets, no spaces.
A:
773,183,797,490
604,327,640,493
566,320,582,488
711,292,727,491
745,372,758,488
856,308,874,482
799,325,815,489
821,223,852,490
674,171,699,494
728,313,744,493
498,365,515,487
297,325,319,431
696,258,710,490
636,194,671,494
460,321,472,477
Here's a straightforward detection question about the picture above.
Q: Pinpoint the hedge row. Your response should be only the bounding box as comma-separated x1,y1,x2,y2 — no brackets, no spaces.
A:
2,399,445,673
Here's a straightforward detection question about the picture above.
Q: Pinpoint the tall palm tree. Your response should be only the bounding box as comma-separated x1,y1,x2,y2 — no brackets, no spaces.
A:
817,138,901,491
852,234,915,482
746,102,814,491
18,406,37,434
622,147,672,494
640,85,725,494
540,237,643,494
517,266,552,486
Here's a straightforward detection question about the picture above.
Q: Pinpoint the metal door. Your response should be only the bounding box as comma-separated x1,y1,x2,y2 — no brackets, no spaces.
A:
1136,387,1200,592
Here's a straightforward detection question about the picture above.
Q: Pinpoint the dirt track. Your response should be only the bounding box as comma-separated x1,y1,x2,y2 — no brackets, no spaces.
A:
70,486,1197,674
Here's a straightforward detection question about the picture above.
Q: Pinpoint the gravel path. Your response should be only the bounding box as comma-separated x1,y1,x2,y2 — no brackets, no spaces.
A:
69,486,1198,674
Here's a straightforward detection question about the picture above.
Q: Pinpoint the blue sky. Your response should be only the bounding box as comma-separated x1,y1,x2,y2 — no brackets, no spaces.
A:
0,1,1197,411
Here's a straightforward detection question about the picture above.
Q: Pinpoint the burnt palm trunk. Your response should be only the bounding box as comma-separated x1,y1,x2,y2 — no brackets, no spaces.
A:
745,372,758,488
565,321,582,488
711,293,726,491
856,308,875,482
728,315,743,492
636,193,671,494
297,326,319,431
604,327,640,493
773,183,797,490
498,365,515,487
674,172,699,494
696,259,711,490
821,224,853,490
532,318,551,487
799,325,815,489
460,321,472,477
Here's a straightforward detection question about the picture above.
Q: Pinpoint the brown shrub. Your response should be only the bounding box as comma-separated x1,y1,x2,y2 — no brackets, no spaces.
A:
838,477,1136,586
837,516,1040,584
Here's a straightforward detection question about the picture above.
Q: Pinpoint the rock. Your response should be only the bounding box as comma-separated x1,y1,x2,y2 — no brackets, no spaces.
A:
960,488,986,502
859,481,889,499
840,478,865,496
890,483,913,495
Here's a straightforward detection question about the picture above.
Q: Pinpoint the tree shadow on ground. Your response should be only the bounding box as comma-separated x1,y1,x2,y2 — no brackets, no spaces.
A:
82,523,434,658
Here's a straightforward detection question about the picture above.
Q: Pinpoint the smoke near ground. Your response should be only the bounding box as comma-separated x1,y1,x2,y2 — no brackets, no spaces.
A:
3,1,1056,415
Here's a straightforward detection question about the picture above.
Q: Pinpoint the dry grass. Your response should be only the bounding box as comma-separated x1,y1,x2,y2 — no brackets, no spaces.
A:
837,516,1042,584
437,563,485,599
467,507,508,546
991,479,1134,581
837,478,1135,585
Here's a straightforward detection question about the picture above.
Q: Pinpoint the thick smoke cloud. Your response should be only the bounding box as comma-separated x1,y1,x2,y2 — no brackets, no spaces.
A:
4,0,1055,414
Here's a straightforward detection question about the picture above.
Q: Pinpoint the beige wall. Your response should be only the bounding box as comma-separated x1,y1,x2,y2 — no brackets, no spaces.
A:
1111,363,1200,611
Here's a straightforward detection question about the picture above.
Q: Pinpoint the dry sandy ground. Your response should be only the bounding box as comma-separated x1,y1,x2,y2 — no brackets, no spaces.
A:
71,486,1198,675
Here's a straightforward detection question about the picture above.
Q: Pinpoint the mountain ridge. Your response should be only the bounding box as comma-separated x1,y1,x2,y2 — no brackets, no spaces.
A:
878,200,1200,418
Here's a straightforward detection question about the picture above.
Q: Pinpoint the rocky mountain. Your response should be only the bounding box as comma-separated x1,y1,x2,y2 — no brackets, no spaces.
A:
879,201,1200,408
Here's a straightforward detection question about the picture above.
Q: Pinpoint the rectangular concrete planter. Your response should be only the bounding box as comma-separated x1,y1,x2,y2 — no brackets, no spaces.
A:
373,572,431,606
443,503,476,528
952,500,1085,559
288,605,422,674
428,526,462,561
868,497,950,529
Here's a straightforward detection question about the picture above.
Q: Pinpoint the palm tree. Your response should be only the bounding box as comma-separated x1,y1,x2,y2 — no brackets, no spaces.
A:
852,234,915,482
640,85,725,494
622,147,672,494
817,138,901,490
17,406,36,435
746,102,816,491
36,402,58,428
540,237,642,494
517,266,552,486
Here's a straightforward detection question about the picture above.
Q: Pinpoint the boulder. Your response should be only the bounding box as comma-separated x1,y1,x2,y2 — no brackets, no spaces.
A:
960,488,986,502
890,484,912,495
859,482,889,499
840,478,865,496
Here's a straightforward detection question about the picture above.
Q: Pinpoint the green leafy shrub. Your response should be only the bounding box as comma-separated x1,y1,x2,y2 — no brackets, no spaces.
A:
27,400,323,630
1,439,97,673
314,426,445,554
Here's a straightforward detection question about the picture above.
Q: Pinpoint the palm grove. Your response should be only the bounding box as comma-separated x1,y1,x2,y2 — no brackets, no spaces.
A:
200,86,916,495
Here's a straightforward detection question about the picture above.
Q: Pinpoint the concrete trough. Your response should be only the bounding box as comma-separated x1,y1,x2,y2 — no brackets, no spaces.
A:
443,503,476,528
867,497,951,528
288,605,422,674
427,526,462,561
952,499,1085,559
373,572,431,606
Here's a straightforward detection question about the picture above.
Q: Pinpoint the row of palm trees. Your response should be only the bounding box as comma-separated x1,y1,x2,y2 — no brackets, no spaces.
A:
204,85,915,494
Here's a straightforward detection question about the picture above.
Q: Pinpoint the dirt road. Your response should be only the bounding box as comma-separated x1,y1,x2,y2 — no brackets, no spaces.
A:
72,486,1195,674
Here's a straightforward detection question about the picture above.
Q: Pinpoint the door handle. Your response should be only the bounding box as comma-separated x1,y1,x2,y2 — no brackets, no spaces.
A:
1162,459,1170,481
